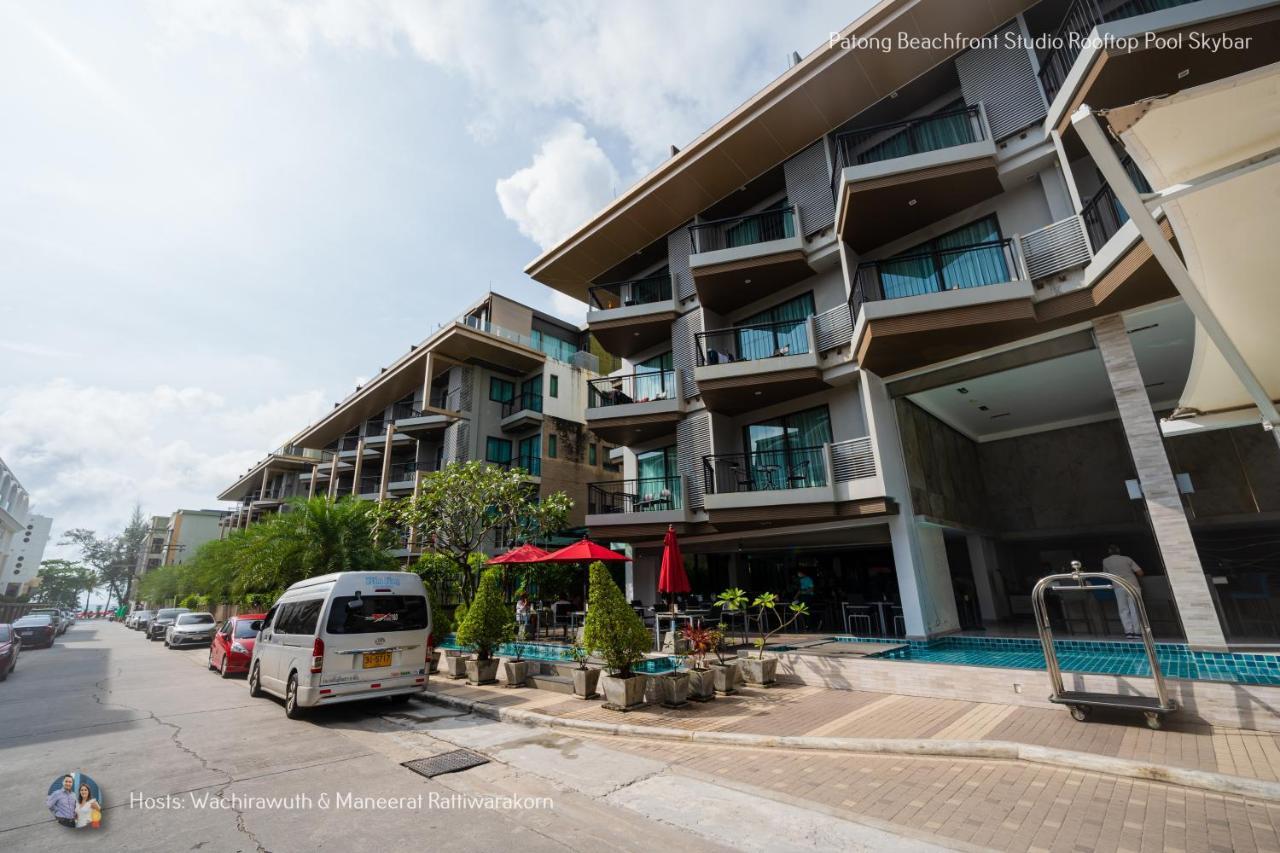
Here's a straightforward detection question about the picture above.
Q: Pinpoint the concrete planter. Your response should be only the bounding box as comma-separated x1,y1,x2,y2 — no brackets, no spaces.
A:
739,656,778,686
657,671,691,708
572,666,601,699
687,667,716,701
465,657,500,685
429,649,440,674
442,654,468,679
600,673,647,711
709,661,739,694
502,659,530,687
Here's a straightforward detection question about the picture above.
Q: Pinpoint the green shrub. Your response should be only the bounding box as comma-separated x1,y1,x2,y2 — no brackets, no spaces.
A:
454,568,513,661
582,561,650,677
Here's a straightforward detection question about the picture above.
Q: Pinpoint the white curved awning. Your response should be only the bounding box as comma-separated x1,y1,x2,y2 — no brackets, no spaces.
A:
1114,61,1280,427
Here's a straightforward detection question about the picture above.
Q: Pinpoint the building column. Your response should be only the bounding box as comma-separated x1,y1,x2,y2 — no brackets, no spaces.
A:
307,464,318,499
350,438,366,499
860,370,961,638
420,352,435,410
259,467,271,501
406,471,424,552
966,534,1007,623
1094,314,1227,648
378,423,395,502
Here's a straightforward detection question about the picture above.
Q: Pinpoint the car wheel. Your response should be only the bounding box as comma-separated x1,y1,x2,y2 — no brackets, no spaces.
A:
164,639,170,648
247,660,262,696
207,650,216,671
219,656,230,679
284,673,305,719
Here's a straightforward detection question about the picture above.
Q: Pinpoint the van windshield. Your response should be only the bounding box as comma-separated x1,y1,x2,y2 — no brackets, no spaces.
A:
325,595,428,634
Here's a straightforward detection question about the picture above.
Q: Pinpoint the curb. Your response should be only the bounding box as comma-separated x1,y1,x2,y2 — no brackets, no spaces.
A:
414,690,1280,803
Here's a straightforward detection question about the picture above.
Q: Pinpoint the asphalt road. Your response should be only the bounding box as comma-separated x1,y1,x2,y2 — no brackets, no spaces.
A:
0,621,728,852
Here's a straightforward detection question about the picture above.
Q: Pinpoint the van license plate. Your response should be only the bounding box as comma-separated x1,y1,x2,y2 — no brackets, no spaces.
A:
363,651,392,669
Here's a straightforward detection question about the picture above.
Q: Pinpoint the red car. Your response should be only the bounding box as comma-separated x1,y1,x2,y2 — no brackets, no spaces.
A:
208,614,265,678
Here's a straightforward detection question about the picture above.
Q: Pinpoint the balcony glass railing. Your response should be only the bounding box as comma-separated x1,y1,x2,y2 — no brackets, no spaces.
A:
688,206,797,254
703,446,829,494
1037,0,1198,103
851,239,1018,316
1080,155,1153,252
588,274,673,311
696,318,811,366
832,105,985,181
588,477,683,515
501,390,544,418
587,370,677,408
338,435,362,452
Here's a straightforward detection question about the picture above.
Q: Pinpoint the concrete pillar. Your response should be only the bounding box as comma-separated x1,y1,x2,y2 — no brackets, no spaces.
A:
307,464,318,499
327,453,340,501
420,353,435,411
406,471,424,551
1094,315,1226,648
628,551,658,606
966,534,1006,622
859,371,961,638
350,438,366,499
378,423,395,502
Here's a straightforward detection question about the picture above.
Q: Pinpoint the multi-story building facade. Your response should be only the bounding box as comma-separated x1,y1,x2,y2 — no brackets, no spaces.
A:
218,293,621,555
0,456,52,598
161,509,223,566
527,0,1280,648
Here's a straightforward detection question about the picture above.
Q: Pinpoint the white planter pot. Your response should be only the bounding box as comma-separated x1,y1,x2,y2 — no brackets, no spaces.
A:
710,661,739,694
739,656,777,686
572,667,601,699
687,668,716,701
443,654,468,679
657,671,691,708
465,657,500,685
600,673,647,710
502,659,530,687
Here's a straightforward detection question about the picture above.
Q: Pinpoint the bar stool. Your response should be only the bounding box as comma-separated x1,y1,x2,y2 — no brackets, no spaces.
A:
891,606,905,637
843,603,873,635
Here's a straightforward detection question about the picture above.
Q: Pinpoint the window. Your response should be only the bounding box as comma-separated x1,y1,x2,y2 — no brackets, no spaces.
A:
880,214,1008,299
735,293,815,361
233,620,260,639
486,437,513,465
489,377,514,403
549,375,559,398
589,443,597,465
547,434,557,458
635,352,674,400
743,405,833,489
325,594,429,634
518,435,540,463
276,600,322,635
520,375,543,412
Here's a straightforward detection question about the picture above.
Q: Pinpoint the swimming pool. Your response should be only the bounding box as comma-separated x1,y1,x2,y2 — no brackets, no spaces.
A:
797,636,1280,687
435,636,680,673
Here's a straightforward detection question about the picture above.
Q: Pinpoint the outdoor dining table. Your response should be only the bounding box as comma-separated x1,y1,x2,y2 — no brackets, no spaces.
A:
652,611,696,651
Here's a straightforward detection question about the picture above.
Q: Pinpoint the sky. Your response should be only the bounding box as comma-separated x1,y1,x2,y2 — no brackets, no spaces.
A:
0,0,867,560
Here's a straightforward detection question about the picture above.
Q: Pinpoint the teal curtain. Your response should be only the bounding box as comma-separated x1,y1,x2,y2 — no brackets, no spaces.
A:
744,406,832,490
629,269,669,305
521,375,543,411
485,437,512,465
857,100,973,165
736,293,814,361
724,200,795,248
635,446,680,510
879,214,1008,299
634,352,673,401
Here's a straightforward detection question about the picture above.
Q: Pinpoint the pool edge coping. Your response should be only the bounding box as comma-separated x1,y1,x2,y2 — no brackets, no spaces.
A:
415,688,1280,804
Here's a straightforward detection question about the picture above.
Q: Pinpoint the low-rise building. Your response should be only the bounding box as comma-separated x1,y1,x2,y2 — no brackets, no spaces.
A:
0,457,52,598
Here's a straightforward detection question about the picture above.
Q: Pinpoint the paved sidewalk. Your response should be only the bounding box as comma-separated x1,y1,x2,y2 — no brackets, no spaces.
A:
424,678,1280,852
427,677,1280,783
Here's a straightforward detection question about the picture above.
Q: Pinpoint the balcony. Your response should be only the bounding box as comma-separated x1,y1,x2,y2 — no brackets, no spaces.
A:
356,462,420,497
701,438,889,523
585,369,684,444
488,454,541,480
586,476,691,534
833,105,1000,252
1081,157,1152,252
586,274,678,359
693,317,827,413
687,206,813,313
500,390,543,432
391,389,464,438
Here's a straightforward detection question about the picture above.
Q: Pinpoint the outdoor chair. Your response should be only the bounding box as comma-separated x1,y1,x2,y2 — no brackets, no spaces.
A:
843,603,873,635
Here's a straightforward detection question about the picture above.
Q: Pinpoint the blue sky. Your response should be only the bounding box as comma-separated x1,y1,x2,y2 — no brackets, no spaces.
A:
0,0,864,554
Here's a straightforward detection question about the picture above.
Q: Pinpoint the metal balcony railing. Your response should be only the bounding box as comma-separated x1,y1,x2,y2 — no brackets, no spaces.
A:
851,239,1019,318
588,274,673,311
587,370,677,408
1080,155,1153,252
501,390,543,418
688,205,798,254
695,318,811,366
388,461,418,482
364,419,386,438
338,435,362,452
588,476,683,515
487,454,541,477
832,105,985,191
703,446,829,495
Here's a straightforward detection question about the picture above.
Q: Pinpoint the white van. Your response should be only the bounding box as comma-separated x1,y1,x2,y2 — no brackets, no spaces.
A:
248,571,431,718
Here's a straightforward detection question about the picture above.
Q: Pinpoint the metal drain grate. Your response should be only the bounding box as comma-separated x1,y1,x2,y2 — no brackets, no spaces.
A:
402,749,490,779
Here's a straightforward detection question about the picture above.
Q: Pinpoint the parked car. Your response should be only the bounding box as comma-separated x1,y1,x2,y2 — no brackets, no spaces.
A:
248,572,431,719
28,608,66,635
12,614,56,649
208,613,265,678
166,612,217,648
146,608,191,641
127,609,151,630
0,624,20,680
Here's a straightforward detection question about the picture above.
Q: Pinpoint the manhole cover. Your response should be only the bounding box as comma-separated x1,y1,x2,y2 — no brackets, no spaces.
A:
402,749,490,778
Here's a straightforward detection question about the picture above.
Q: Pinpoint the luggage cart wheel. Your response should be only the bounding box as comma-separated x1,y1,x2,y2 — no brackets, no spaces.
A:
1070,705,1090,722
1144,712,1162,730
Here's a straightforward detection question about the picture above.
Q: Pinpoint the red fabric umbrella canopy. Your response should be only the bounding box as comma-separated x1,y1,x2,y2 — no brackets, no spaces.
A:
487,544,551,565
658,525,690,595
538,538,629,563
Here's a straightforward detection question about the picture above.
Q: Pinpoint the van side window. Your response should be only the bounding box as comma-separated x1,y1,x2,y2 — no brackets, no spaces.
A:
291,600,323,635
263,605,279,631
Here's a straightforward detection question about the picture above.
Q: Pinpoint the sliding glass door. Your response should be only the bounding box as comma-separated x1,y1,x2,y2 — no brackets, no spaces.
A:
735,292,815,361
635,446,681,510
634,352,674,401
743,406,833,489
879,214,1009,300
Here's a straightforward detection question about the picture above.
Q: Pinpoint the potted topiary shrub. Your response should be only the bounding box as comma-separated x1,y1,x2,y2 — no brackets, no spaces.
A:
582,561,652,711
455,568,513,685
503,642,529,687
715,588,808,687
680,624,718,701
567,643,600,699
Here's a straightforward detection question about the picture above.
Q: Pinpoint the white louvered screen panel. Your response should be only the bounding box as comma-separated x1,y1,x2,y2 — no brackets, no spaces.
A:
830,437,877,482
955,20,1047,141
668,227,695,302
1021,216,1093,280
814,304,853,352
676,413,711,510
671,309,702,399
783,141,835,237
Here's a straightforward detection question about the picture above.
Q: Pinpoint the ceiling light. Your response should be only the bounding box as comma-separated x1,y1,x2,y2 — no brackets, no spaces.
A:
907,199,917,207
744,278,752,284
754,391,763,396
1177,69,1190,79
888,91,898,99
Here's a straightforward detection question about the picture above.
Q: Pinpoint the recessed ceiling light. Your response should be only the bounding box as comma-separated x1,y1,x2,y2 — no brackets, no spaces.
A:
888,91,898,99
744,278,752,284
754,391,763,396
907,199,917,207
633,331,641,336
1177,69,1190,79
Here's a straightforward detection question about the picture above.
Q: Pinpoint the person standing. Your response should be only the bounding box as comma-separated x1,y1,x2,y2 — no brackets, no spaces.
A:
74,783,100,829
1102,545,1146,639
47,775,77,827
514,593,530,641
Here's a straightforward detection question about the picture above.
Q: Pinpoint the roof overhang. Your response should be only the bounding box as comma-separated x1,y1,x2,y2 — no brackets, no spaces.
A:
524,0,1037,300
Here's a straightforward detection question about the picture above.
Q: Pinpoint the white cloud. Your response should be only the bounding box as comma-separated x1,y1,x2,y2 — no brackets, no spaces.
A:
0,379,327,555
548,290,589,327
495,122,619,252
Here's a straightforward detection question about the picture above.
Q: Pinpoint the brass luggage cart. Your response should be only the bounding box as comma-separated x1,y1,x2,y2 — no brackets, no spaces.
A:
1031,561,1176,730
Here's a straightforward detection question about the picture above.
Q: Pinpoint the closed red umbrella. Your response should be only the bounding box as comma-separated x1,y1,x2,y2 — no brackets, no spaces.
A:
658,525,690,611
487,543,551,565
538,538,628,563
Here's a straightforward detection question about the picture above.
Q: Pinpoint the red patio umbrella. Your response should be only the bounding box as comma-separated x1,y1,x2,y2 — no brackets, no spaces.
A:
658,525,690,611
537,537,628,564
486,543,551,565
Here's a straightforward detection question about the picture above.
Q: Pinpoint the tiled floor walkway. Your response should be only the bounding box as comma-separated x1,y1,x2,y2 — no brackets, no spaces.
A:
424,678,1280,852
